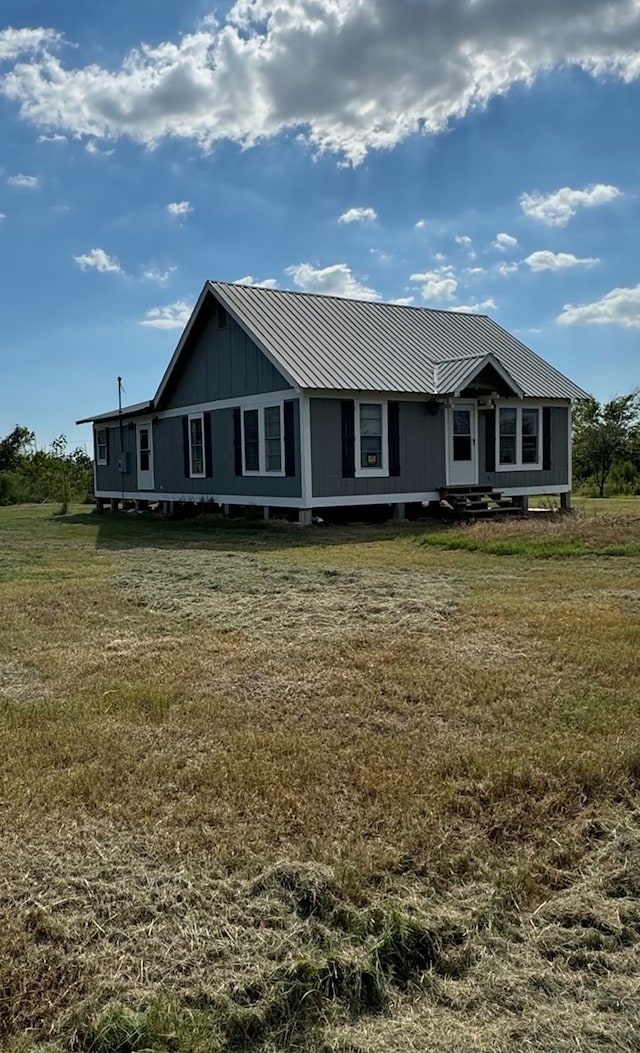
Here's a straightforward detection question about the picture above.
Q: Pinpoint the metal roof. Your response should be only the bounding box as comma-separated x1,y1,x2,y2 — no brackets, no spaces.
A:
76,400,152,425
210,282,588,400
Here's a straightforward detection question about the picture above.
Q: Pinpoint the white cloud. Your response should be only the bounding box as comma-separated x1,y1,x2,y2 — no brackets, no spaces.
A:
3,3,640,163
415,219,426,230
493,232,518,251
339,206,377,224
450,297,497,314
285,263,379,300
496,261,519,276
464,266,486,276
455,235,473,247
432,252,447,262
525,250,600,272
370,248,393,263
0,212,6,221
37,132,66,143
143,265,177,285
139,299,193,329
234,275,279,288
410,266,458,301
74,248,122,274
7,173,39,189
557,285,640,328
0,27,60,62
390,296,415,306
86,139,114,156
166,201,193,219
520,184,622,226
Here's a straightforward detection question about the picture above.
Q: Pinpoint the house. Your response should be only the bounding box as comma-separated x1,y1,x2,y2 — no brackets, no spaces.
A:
77,281,588,522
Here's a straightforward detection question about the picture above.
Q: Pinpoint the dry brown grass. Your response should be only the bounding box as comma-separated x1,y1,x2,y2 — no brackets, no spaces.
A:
0,505,639,1050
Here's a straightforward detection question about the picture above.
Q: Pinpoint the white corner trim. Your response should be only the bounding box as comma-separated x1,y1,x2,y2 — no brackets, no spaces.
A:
298,392,313,506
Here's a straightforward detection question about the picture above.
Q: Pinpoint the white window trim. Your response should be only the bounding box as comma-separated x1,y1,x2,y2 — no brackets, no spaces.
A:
188,412,206,478
355,400,389,478
95,427,108,466
241,402,286,477
496,404,542,472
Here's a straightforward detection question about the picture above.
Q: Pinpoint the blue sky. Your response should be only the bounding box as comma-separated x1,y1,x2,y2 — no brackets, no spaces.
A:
1,0,639,451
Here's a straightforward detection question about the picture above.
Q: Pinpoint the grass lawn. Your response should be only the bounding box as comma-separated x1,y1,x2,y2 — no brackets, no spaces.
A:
1,504,639,1052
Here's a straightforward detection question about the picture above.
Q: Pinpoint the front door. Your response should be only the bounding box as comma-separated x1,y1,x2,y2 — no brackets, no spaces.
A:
136,422,154,491
448,402,477,486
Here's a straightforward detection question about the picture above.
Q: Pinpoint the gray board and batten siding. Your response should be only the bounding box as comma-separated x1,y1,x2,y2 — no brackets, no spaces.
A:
95,401,302,500
158,306,293,411
310,398,445,499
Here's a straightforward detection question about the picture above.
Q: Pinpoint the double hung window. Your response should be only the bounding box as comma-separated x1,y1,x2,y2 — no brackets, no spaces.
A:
498,406,541,469
96,428,108,465
355,401,389,477
189,414,206,477
242,404,284,475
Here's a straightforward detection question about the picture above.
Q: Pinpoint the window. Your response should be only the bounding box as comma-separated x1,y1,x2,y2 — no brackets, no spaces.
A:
139,427,151,472
189,414,205,477
264,405,282,472
497,406,541,470
242,404,284,475
453,409,472,462
243,409,260,471
355,402,388,477
96,427,108,465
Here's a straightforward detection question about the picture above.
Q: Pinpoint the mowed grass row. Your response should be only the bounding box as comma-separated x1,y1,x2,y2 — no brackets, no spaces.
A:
0,502,639,1051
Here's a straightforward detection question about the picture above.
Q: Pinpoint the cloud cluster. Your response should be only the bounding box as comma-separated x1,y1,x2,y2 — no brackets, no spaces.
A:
525,250,599,272
520,184,621,226
339,207,377,224
0,27,60,62
74,248,121,273
2,2,640,162
234,275,279,288
493,232,518,251
558,285,640,328
285,263,379,300
410,266,458,301
166,201,192,219
139,300,193,329
7,173,39,188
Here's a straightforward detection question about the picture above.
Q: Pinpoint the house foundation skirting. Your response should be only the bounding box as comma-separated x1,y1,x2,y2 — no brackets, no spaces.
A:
95,484,571,511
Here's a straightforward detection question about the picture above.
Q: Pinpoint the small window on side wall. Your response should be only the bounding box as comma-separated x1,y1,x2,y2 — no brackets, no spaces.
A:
354,401,389,477
189,414,206,477
243,409,260,472
96,427,108,466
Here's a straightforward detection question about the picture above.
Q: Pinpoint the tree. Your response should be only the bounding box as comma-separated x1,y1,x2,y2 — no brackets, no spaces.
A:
0,425,34,471
573,391,640,497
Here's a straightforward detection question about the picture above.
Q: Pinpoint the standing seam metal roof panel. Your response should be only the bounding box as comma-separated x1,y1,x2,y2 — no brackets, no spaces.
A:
210,282,589,399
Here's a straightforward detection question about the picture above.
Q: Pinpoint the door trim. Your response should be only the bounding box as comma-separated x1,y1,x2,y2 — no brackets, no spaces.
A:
136,421,155,491
445,400,478,487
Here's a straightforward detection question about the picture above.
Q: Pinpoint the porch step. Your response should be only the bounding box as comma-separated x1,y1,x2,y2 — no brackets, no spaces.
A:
438,487,524,520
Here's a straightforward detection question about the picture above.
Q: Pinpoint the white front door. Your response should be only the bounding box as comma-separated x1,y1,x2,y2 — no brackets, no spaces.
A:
447,402,477,486
136,422,154,491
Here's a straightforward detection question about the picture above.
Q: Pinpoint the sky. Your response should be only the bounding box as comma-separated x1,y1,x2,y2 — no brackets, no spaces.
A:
1,0,639,452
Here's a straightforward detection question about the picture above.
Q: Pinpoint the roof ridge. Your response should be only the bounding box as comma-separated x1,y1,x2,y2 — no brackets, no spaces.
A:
209,280,488,317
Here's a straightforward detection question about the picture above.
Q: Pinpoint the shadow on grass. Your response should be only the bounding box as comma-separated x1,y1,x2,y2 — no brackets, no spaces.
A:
58,507,444,554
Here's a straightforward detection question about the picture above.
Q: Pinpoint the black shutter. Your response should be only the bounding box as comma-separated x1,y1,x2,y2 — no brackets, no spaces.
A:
485,409,496,472
204,412,214,478
233,407,243,476
542,407,552,470
181,416,190,477
388,401,400,477
104,427,110,465
341,400,355,478
284,400,295,477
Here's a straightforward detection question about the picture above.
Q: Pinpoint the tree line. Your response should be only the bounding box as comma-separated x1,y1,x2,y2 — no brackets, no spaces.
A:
0,392,638,511
572,391,640,498
0,426,93,513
